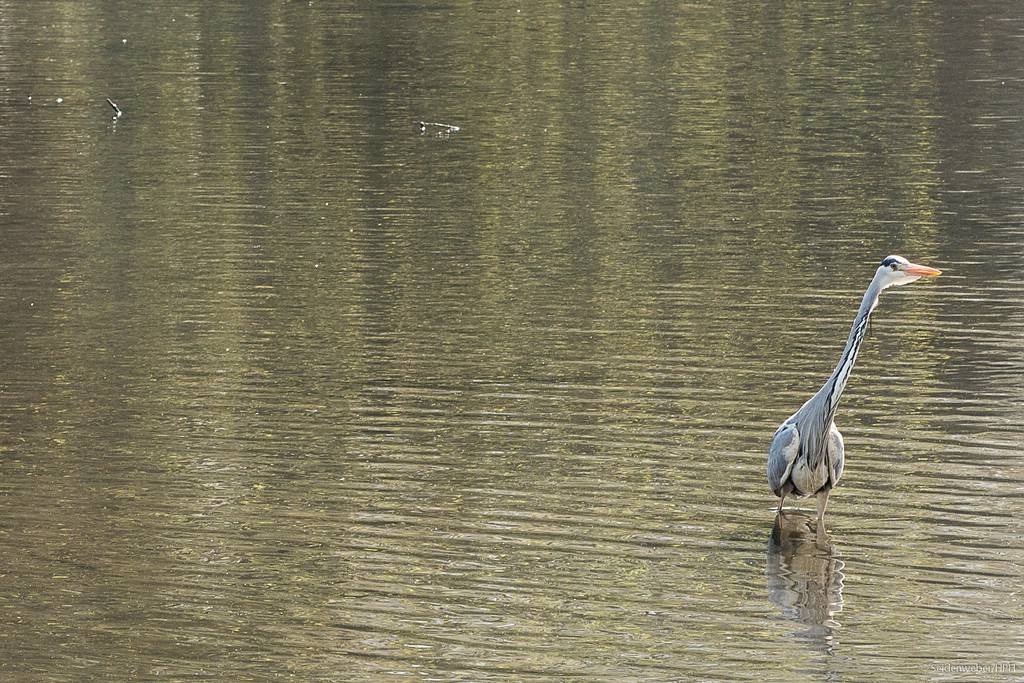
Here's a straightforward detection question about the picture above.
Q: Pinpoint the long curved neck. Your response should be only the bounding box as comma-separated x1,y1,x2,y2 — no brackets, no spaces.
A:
813,275,885,425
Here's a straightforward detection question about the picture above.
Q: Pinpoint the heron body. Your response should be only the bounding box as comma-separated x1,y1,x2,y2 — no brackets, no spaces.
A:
767,255,941,529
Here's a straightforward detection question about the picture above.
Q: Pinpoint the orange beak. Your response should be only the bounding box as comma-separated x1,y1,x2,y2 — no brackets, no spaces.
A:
904,262,942,277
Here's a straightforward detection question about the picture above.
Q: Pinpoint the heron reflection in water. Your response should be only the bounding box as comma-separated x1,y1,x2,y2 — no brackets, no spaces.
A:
766,512,845,658
767,255,941,531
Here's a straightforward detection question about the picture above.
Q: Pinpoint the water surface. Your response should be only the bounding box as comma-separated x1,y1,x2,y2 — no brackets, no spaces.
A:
1,1,1022,681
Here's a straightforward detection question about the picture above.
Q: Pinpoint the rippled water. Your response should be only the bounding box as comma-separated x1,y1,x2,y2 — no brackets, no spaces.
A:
1,1,1023,681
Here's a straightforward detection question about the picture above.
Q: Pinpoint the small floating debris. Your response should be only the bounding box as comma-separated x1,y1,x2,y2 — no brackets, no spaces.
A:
106,98,123,121
418,120,460,136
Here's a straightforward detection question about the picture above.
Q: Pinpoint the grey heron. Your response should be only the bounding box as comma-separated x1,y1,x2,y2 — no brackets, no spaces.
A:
767,255,941,530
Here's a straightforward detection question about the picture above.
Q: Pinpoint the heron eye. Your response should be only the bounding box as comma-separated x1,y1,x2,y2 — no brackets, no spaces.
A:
889,263,898,271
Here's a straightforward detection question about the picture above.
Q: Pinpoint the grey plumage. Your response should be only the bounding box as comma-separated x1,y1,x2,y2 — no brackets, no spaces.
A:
767,255,941,530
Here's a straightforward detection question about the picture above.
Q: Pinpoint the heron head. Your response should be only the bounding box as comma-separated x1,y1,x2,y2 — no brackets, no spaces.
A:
876,255,942,289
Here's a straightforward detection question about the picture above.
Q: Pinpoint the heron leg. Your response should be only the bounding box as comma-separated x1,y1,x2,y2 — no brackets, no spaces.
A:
776,493,786,515
815,489,830,532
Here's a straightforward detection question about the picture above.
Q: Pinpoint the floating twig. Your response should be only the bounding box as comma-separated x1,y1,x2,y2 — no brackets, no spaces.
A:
106,98,123,121
418,120,460,135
